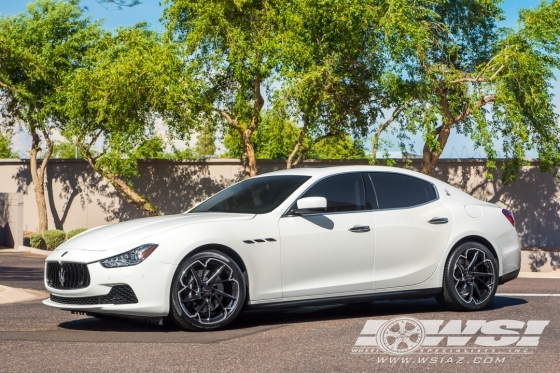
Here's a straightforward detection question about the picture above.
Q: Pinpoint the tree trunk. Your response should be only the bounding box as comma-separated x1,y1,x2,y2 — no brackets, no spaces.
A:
286,115,309,169
241,130,257,177
81,151,160,216
420,124,452,174
29,128,53,232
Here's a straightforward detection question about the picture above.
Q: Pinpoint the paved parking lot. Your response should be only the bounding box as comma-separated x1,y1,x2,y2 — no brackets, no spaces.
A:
1,252,559,373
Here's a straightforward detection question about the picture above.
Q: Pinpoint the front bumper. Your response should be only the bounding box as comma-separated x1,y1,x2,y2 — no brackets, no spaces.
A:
43,259,177,317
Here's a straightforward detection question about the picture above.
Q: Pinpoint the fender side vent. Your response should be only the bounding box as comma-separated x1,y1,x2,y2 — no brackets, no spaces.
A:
243,240,255,244
253,239,265,243
265,238,276,242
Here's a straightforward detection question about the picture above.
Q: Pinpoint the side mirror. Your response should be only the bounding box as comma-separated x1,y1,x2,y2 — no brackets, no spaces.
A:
295,197,327,214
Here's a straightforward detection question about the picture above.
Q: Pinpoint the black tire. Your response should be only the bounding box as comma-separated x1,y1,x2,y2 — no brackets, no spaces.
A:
436,241,498,311
170,250,246,331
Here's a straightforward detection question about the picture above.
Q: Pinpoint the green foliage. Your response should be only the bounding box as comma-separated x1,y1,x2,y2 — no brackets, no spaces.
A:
194,124,216,158
224,111,366,160
43,229,66,250
67,228,87,240
374,0,560,179
52,141,82,159
308,136,366,160
273,0,385,165
163,0,285,175
0,0,102,138
223,112,301,159
0,132,18,158
63,24,191,181
29,233,45,250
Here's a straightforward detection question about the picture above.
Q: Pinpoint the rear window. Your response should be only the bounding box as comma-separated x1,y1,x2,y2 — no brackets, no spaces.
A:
368,172,437,209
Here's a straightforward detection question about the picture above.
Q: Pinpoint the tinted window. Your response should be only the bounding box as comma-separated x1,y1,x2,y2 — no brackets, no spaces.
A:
190,175,310,214
368,172,437,209
301,173,365,213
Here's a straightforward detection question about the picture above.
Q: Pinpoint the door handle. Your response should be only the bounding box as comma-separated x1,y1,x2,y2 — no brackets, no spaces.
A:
428,217,449,224
349,225,371,232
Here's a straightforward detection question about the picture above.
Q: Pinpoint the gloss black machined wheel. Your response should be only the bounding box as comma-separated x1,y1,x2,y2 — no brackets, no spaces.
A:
453,248,495,304
437,241,498,311
170,250,246,331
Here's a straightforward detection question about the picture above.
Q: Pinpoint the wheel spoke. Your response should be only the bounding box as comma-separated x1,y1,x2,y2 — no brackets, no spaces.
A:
181,295,202,303
214,294,227,311
214,289,237,300
205,265,225,285
472,284,482,300
466,251,479,271
191,268,203,288
472,271,493,277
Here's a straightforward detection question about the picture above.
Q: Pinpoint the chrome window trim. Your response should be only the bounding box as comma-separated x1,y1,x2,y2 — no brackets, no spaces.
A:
282,171,369,217
282,170,440,216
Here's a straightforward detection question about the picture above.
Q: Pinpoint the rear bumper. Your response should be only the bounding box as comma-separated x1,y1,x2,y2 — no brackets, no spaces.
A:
499,268,520,285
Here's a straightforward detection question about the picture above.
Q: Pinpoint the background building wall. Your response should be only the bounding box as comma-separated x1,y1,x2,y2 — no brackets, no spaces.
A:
0,192,23,247
0,158,558,247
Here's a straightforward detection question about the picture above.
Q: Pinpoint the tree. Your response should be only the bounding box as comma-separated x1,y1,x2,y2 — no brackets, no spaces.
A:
63,25,191,215
374,0,560,180
274,0,385,169
223,112,366,161
163,0,283,177
0,132,19,158
308,136,366,160
52,140,80,159
94,0,140,10
0,0,101,231
193,123,216,158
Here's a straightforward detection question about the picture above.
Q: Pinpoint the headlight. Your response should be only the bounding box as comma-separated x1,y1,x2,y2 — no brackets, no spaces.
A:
100,244,158,268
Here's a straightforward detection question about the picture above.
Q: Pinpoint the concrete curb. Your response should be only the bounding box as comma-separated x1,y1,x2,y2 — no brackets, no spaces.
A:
17,245,51,257
0,285,48,305
0,246,51,257
517,272,560,279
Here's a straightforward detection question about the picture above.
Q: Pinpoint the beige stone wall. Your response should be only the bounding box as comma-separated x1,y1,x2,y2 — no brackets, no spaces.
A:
0,193,23,247
0,158,557,247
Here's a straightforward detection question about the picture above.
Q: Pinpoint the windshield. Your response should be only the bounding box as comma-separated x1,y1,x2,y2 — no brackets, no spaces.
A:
189,175,311,214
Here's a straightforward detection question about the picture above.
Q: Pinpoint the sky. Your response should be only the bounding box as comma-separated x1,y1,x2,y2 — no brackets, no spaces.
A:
0,0,556,158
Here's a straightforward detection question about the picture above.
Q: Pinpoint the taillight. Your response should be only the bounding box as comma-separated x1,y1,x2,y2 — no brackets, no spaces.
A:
502,209,515,226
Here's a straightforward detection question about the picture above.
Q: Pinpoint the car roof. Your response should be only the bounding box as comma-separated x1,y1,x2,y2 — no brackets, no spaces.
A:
256,165,441,183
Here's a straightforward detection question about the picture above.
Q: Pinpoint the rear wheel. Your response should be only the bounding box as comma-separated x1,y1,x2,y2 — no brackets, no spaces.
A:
437,242,498,311
170,250,246,331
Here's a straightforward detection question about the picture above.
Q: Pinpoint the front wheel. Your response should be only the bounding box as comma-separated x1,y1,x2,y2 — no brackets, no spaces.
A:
170,250,246,331
437,242,498,311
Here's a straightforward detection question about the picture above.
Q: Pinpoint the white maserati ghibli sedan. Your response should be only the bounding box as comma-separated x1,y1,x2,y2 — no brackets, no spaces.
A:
43,166,520,331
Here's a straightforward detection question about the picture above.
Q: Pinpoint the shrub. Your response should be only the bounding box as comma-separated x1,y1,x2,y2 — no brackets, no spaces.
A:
43,230,66,251
29,233,45,250
67,228,87,240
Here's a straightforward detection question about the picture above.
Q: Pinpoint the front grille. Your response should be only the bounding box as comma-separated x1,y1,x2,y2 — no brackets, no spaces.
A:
50,285,138,305
46,262,90,290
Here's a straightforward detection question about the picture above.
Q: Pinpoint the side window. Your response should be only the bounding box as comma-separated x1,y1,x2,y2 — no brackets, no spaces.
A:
368,172,437,209
302,173,365,213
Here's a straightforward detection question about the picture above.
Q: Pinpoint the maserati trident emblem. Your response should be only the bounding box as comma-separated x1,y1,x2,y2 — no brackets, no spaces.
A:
59,267,66,287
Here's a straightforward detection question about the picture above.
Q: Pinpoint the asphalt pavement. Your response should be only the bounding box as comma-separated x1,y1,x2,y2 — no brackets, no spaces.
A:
0,252,559,373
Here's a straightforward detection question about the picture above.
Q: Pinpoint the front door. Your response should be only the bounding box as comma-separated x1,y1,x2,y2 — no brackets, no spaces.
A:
279,173,376,298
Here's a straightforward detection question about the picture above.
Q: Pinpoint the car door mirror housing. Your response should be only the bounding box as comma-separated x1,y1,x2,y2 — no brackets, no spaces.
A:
295,197,327,214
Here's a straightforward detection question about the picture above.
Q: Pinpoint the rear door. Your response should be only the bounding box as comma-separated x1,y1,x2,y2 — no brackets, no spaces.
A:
368,172,453,289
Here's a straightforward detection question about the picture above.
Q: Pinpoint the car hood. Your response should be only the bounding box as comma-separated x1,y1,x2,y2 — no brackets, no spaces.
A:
57,213,255,252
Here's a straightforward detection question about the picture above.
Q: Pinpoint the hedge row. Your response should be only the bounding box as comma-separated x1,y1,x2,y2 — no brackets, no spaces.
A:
29,228,88,251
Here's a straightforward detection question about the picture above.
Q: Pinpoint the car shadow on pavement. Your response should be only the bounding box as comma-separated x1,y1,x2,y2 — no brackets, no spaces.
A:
56,296,527,333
